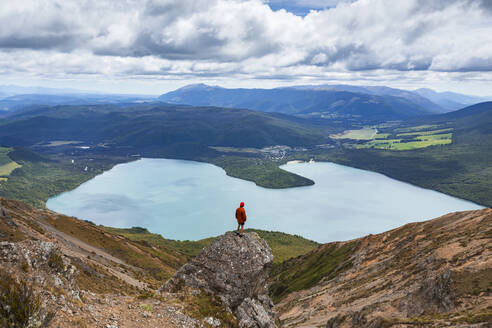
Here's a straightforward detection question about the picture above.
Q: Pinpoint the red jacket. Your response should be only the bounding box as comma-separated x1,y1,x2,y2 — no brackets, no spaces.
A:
235,207,247,224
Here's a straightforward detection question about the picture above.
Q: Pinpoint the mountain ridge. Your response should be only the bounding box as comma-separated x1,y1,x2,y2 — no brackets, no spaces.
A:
415,88,491,112
159,84,439,121
0,103,331,149
159,83,492,121
272,208,492,327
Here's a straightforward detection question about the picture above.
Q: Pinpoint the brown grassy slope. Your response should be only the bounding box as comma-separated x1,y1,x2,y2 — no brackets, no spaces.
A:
0,198,188,288
103,226,319,264
274,208,492,327
0,197,219,327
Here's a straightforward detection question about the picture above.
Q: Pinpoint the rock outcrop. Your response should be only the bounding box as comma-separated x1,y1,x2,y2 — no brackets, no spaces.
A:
0,197,207,328
161,231,277,327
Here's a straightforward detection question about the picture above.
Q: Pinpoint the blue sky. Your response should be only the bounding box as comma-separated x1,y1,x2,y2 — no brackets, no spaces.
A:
0,0,491,96
266,0,348,16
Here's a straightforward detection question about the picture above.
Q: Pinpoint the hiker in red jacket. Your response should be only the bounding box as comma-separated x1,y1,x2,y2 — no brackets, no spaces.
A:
235,202,247,236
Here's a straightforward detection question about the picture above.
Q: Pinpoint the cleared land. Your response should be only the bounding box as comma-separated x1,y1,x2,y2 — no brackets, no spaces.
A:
396,128,453,137
335,125,454,151
331,127,377,140
394,124,438,132
0,147,22,180
40,140,82,147
0,161,21,176
374,133,390,139
354,134,452,150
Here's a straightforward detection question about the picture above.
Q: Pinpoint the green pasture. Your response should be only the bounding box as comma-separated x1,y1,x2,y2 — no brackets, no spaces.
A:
397,128,453,137
0,162,22,176
0,147,22,181
394,124,439,133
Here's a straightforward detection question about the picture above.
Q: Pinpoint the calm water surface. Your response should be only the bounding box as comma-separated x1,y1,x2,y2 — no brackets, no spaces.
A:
46,158,483,243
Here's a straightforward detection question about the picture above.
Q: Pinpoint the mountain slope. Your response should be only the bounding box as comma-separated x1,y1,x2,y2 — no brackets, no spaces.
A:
159,84,438,121
303,101,492,207
415,88,491,112
0,197,197,327
1,198,490,326
0,103,330,149
429,101,492,135
292,84,446,113
0,197,318,327
272,208,492,327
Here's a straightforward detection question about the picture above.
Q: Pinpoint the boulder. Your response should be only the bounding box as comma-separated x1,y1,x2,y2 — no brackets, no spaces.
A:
161,231,276,327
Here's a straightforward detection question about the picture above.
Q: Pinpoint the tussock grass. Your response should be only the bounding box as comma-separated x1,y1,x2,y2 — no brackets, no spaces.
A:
103,226,319,264
0,270,54,328
269,241,356,302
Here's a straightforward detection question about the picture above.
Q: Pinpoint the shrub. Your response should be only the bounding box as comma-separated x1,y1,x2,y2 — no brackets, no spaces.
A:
0,271,54,328
47,249,65,272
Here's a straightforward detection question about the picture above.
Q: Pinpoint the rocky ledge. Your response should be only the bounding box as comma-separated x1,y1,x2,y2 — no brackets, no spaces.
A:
161,231,277,328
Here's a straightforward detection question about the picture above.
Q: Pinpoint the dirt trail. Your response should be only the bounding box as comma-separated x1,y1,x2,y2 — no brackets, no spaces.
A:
40,219,127,266
37,219,148,290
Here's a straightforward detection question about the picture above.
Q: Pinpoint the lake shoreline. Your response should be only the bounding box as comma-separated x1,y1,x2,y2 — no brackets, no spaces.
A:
47,158,482,243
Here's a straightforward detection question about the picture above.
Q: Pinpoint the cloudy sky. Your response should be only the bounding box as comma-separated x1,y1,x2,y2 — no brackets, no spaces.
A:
1,0,491,95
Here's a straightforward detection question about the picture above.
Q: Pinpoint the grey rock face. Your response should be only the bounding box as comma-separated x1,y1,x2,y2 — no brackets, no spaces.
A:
402,268,454,316
236,297,276,328
161,231,276,327
326,312,385,328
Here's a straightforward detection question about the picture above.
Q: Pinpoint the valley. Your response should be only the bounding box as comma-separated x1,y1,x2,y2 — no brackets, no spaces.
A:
0,85,490,328
0,100,490,210
2,1,492,327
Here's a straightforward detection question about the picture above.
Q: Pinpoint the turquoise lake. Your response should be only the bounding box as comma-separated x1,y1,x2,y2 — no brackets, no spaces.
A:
46,158,483,243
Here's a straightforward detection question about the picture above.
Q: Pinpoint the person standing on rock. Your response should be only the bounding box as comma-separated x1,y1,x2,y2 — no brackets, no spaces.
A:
235,202,247,236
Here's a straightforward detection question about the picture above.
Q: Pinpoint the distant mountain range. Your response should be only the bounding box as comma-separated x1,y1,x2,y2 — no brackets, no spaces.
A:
0,94,156,116
0,85,97,96
0,85,156,98
414,88,490,111
159,84,491,121
0,85,156,116
1,83,489,123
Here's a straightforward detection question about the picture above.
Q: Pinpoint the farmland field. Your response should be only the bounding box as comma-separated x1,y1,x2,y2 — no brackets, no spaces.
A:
336,125,454,151
330,127,377,140
374,133,390,139
0,147,22,179
396,128,453,137
0,161,22,176
394,125,439,133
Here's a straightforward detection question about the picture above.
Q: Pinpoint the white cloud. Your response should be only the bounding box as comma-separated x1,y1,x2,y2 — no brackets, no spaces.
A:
0,0,491,93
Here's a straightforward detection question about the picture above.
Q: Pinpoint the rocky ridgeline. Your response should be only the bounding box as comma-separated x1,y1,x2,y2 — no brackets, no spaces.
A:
161,231,277,327
274,209,492,327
